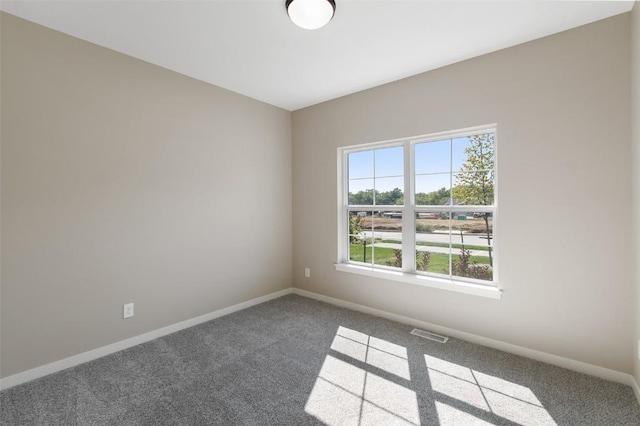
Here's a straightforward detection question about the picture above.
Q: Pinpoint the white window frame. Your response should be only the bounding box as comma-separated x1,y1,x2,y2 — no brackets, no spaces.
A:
335,124,501,299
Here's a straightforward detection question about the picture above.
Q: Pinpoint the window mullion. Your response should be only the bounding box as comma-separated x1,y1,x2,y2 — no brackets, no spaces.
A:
339,151,348,264
448,138,453,278
402,141,414,273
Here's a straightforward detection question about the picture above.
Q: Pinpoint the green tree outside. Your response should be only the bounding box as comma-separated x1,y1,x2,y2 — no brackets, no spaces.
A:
349,187,450,206
451,133,494,267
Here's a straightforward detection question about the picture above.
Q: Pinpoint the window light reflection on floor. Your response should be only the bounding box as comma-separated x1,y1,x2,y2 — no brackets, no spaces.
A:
330,325,411,380
305,355,420,426
434,401,495,425
305,326,557,426
305,326,418,425
425,354,557,426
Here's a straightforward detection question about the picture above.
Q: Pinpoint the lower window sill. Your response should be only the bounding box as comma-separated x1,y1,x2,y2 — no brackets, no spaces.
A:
334,263,502,300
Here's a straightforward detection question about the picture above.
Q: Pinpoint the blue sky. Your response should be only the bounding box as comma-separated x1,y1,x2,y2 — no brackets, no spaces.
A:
348,137,474,194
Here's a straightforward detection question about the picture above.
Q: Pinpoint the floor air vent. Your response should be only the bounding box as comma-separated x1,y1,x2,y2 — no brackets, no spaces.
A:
410,328,448,343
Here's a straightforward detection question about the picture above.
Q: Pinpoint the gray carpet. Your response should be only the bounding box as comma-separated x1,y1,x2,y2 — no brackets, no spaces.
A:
1,294,639,425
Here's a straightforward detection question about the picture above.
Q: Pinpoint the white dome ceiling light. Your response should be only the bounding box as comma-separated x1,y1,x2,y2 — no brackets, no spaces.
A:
286,0,336,30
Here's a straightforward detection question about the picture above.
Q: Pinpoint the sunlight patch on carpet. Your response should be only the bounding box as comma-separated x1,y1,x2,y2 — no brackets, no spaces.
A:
305,355,419,426
330,326,410,380
425,354,557,426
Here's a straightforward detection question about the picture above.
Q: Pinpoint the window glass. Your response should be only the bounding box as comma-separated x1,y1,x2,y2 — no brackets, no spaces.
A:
415,211,451,275
348,146,404,206
375,146,404,177
415,175,451,206
348,211,402,269
341,128,496,286
372,211,403,269
450,215,494,281
349,180,374,205
415,139,450,175
348,150,374,179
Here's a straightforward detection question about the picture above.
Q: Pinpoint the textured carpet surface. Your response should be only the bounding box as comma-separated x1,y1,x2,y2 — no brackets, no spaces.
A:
1,294,639,425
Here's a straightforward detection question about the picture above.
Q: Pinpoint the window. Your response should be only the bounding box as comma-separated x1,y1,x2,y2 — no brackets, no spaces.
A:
337,125,499,298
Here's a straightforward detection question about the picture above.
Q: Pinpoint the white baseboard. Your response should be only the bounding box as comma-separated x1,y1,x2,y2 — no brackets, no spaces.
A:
0,288,293,391
632,376,640,405
292,288,640,402
3,286,639,407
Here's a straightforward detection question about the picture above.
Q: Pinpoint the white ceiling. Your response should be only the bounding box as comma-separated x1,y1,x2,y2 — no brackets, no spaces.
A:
1,1,634,111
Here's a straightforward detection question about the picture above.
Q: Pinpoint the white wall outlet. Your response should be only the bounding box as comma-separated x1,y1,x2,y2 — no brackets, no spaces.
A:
304,267,311,278
123,303,134,319
638,340,640,360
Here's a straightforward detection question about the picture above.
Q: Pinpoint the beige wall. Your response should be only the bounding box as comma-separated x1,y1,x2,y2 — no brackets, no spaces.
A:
632,2,640,384
293,15,633,372
0,13,292,378
1,8,636,381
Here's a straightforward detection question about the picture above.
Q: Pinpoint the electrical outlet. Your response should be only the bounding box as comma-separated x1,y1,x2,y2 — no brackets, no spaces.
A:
304,267,311,278
638,340,640,360
123,303,134,319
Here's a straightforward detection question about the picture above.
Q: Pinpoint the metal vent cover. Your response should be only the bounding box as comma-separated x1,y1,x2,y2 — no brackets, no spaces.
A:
410,328,449,343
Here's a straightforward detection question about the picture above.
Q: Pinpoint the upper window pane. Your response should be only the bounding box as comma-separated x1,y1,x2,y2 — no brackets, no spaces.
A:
349,179,374,205
416,132,494,207
452,137,471,172
452,135,494,173
415,175,451,206
374,178,404,206
451,133,495,206
375,146,403,177
348,146,404,206
452,170,494,205
348,150,374,179
415,139,450,175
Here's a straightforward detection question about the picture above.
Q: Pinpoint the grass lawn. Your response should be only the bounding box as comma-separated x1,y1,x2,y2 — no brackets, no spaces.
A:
350,244,490,274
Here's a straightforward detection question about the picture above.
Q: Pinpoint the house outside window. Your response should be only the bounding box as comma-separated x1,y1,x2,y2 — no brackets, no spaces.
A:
336,125,499,298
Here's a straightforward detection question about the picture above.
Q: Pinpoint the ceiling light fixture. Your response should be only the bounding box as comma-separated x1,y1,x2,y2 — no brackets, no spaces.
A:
286,0,336,30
